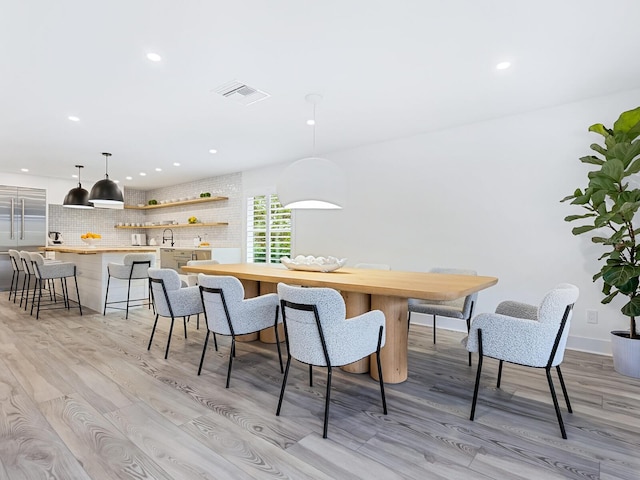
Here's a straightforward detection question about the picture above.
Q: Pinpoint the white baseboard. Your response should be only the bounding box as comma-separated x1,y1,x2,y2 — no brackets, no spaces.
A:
409,317,612,357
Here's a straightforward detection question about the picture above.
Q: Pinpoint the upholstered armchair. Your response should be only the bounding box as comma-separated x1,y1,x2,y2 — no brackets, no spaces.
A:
276,282,387,438
197,274,282,387
408,267,478,365
466,283,580,438
147,268,203,359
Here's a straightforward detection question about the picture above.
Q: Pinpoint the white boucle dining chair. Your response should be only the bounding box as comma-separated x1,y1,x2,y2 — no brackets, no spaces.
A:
197,274,282,387
29,252,82,319
147,268,203,359
408,267,478,365
465,283,579,439
103,252,156,319
276,282,387,439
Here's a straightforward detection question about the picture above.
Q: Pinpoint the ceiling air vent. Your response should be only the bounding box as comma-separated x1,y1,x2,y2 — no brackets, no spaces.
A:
214,80,270,106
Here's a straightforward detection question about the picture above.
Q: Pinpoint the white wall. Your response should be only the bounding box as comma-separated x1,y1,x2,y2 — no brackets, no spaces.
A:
244,88,640,355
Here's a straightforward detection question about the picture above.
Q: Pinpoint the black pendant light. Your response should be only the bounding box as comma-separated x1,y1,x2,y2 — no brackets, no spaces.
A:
63,165,94,209
88,152,124,206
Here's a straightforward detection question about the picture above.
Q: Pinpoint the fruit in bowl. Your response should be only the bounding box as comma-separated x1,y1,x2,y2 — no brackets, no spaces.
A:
81,232,101,248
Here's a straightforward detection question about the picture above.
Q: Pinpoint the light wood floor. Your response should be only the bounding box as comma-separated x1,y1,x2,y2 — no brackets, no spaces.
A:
1,295,639,480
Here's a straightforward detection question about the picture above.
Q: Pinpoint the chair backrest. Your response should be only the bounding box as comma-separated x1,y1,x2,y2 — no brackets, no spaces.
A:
123,253,156,277
430,267,478,315
187,259,220,266
19,251,34,274
197,275,245,335
8,249,22,271
148,268,182,317
277,282,347,366
537,283,580,324
355,263,390,270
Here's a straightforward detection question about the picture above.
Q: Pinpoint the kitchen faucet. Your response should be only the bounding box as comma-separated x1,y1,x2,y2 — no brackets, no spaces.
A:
162,228,174,247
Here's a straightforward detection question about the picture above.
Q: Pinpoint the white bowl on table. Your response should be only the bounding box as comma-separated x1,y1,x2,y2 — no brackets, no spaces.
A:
81,238,101,248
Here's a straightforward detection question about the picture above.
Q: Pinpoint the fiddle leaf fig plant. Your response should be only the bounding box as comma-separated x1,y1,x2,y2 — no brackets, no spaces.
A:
561,106,640,339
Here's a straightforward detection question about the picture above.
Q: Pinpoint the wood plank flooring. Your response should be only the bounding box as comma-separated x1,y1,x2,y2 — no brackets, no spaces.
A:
1,295,639,479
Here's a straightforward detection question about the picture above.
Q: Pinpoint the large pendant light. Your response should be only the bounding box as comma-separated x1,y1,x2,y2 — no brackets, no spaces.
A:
63,165,94,209
277,94,346,209
89,152,124,207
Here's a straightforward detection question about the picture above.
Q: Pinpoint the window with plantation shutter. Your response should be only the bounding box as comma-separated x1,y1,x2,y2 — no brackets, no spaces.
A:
247,194,291,264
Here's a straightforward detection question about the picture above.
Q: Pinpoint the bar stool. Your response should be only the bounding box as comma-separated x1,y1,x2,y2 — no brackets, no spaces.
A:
104,253,156,319
19,250,37,310
29,252,82,319
7,250,23,303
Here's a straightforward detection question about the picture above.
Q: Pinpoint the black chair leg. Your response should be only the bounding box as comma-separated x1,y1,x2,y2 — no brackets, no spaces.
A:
125,278,132,319
103,275,111,315
148,314,159,350
497,360,503,388
274,307,283,373
213,332,218,351
74,275,82,315
556,365,572,413
467,317,472,367
225,338,235,388
323,366,332,439
276,355,292,416
309,365,313,387
433,314,437,344
470,330,483,421
183,316,188,339
197,330,210,375
165,317,176,359
376,326,387,414
546,367,568,439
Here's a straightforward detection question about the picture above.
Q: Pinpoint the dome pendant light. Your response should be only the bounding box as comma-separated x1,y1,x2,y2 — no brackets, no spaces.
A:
89,152,124,207
277,94,346,209
63,165,94,209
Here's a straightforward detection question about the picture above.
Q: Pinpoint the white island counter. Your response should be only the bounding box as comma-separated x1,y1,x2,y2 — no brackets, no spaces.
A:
41,246,158,313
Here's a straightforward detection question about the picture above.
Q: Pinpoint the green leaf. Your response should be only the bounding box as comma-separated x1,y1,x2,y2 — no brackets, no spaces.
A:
589,173,617,191
602,290,619,304
571,194,592,205
613,107,640,138
598,251,612,260
579,155,605,165
572,225,597,235
603,265,636,286
602,158,625,181
622,143,640,175
589,123,609,137
591,189,607,206
618,277,639,295
622,295,640,317
565,213,596,222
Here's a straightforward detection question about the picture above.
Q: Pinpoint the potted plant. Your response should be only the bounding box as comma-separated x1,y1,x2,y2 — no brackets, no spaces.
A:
561,106,640,377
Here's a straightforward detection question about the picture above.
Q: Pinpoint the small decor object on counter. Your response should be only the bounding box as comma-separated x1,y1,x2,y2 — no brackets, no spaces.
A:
281,255,347,272
199,192,211,198
148,199,158,205
81,232,101,248
188,216,197,224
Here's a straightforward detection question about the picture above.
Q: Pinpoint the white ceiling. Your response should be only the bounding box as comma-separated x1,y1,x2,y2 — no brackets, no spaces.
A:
2,0,640,190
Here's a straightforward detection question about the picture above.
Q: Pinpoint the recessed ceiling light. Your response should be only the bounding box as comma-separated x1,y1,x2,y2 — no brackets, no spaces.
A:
496,61,511,70
72,174,78,178
125,176,133,180
147,52,162,62
68,116,80,122
21,168,29,172
139,172,146,176
173,162,181,167
155,167,162,172
208,149,217,154
114,180,120,184
306,119,315,126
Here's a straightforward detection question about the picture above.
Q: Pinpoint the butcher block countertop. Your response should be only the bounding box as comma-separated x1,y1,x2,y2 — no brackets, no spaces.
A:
40,246,158,255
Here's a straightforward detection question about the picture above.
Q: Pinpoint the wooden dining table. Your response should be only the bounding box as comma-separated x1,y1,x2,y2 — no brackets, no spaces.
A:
181,263,498,383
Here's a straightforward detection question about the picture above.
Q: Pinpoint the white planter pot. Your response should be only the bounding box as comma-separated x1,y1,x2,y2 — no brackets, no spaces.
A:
611,331,640,378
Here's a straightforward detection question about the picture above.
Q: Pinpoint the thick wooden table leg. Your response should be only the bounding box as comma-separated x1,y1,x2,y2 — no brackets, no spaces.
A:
341,291,371,374
236,279,259,342
259,282,285,343
369,295,408,383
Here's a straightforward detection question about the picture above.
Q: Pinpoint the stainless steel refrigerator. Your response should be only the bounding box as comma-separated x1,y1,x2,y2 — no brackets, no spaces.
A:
0,185,47,291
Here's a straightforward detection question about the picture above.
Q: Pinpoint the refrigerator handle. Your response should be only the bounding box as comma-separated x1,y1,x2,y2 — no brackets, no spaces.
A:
21,198,25,240
10,198,15,239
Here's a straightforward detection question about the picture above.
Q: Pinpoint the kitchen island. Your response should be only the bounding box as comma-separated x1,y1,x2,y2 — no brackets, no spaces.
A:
41,246,158,313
